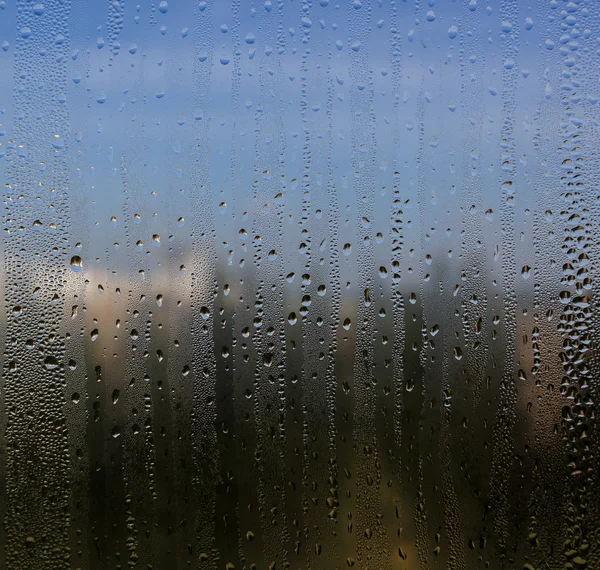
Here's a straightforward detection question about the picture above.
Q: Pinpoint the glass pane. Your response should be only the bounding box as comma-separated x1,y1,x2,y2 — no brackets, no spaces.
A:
0,0,598,568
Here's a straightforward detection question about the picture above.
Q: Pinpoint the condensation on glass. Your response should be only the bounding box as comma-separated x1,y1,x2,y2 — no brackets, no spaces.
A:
0,0,598,568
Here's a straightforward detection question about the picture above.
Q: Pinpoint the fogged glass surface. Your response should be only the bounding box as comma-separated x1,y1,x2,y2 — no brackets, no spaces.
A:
0,0,599,568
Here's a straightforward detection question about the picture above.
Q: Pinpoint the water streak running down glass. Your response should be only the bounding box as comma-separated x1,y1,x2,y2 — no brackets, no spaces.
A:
0,0,599,568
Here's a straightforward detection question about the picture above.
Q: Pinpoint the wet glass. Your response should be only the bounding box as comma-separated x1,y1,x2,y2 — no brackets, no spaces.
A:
0,0,599,568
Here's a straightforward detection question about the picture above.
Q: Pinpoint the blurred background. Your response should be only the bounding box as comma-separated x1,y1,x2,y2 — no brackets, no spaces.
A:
0,0,599,568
